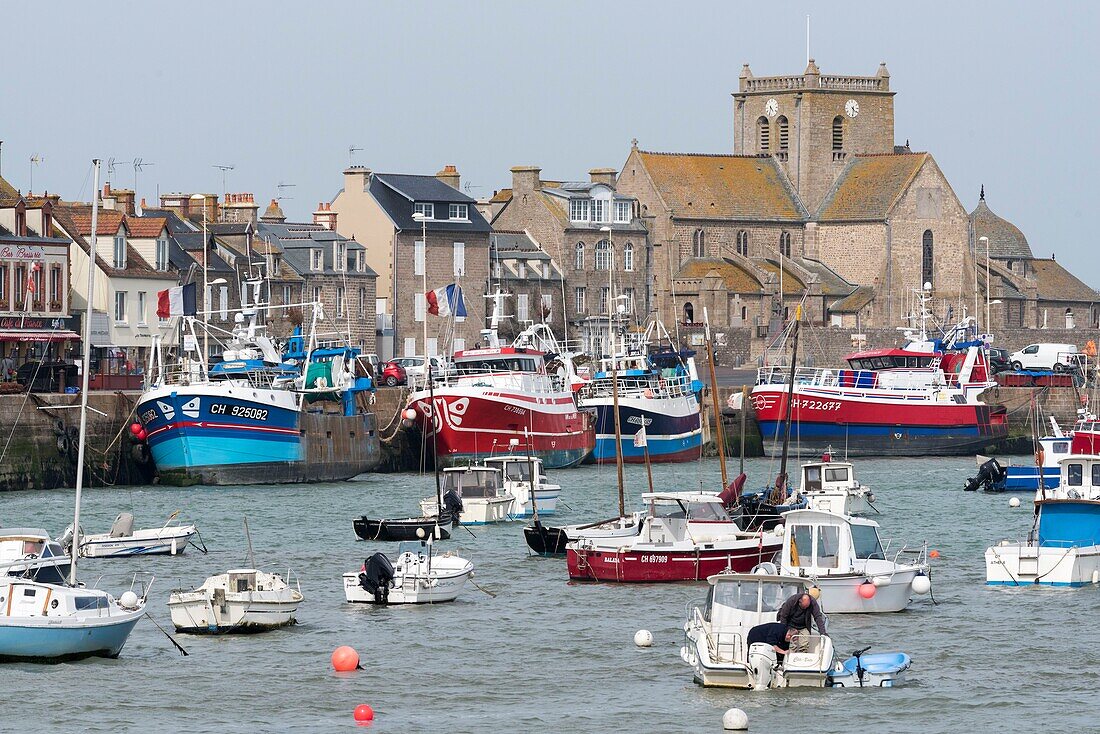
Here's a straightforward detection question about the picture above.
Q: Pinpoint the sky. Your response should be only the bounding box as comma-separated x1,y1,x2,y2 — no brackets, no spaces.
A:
4,0,1099,284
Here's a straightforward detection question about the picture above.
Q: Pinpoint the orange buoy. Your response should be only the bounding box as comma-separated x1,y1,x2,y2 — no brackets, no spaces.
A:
331,645,360,672
353,704,374,722
929,549,941,559
857,581,877,599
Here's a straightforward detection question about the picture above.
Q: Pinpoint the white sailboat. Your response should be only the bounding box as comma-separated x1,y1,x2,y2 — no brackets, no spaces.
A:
0,160,149,662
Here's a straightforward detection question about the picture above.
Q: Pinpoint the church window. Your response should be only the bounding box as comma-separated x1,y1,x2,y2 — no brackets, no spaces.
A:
922,230,934,288
594,239,611,271
777,116,789,150
692,229,705,258
683,302,695,324
832,116,844,151
574,242,585,270
757,117,770,152
736,230,749,256
779,231,791,258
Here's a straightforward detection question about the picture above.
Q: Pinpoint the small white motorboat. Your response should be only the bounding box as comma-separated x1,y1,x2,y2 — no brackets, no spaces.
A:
0,528,72,584
168,568,303,633
777,510,931,613
681,571,835,688
799,457,876,516
421,466,513,525
343,540,473,604
66,512,200,558
482,455,562,518
827,647,912,687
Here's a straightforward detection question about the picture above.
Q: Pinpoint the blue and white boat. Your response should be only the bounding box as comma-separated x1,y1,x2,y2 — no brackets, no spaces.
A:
967,417,1069,492
827,648,912,688
986,454,1100,587
137,303,379,485
578,323,703,464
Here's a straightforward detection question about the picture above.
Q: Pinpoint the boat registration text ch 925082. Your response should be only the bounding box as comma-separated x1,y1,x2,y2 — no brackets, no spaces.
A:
209,403,269,421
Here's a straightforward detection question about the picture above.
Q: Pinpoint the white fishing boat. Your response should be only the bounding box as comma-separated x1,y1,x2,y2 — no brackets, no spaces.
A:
483,455,561,518
799,457,876,516
986,454,1100,587
420,466,513,525
343,540,473,604
64,512,199,558
0,528,72,584
777,510,931,613
168,568,303,633
0,160,149,662
680,571,835,689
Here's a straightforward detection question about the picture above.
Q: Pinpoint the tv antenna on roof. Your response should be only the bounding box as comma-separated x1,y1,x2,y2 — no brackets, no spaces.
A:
348,145,363,166
133,158,154,197
213,164,235,195
29,154,45,194
276,181,296,201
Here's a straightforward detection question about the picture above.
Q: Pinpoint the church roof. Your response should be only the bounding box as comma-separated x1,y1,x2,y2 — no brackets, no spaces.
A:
816,153,928,221
675,257,762,293
793,257,855,297
756,258,806,293
1030,259,1097,303
636,151,806,221
970,194,1033,260
830,285,875,313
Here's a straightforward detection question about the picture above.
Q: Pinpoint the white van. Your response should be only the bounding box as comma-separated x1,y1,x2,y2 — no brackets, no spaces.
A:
1008,343,1080,372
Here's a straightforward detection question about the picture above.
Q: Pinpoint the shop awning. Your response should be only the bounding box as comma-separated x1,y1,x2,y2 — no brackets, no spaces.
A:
0,330,81,342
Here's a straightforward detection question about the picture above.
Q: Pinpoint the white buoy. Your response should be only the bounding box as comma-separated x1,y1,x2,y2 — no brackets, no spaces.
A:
772,523,784,536
634,629,653,647
119,591,139,609
911,574,931,595
722,708,749,730
1009,497,1021,508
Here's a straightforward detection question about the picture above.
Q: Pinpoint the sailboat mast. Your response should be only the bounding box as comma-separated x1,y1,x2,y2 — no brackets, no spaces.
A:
69,159,101,585
704,307,728,489
776,306,802,498
429,362,442,510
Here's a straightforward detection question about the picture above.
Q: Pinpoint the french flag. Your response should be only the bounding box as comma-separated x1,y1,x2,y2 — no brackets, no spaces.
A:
425,283,466,318
157,282,198,318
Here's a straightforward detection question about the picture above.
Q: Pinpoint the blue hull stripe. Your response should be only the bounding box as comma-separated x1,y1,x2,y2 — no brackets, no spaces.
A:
593,434,703,461
0,617,141,660
149,434,302,471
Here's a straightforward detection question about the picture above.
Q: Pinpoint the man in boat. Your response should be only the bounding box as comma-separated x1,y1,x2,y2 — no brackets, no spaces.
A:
746,622,794,661
777,590,827,653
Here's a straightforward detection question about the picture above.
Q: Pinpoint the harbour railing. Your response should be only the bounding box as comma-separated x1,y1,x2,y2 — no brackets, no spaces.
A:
577,372,696,401
756,365,946,392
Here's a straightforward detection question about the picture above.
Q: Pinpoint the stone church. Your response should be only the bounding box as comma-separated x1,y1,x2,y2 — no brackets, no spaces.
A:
616,60,1096,346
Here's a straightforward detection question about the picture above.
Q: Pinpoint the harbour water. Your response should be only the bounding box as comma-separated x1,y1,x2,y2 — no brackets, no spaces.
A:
6,456,1096,732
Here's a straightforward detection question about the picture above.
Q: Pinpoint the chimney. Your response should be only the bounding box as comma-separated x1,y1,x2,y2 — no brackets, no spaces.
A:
589,167,618,189
435,164,461,191
343,165,372,194
511,165,542,194
222,192,259,224
313,202,338,231
112,188,136,216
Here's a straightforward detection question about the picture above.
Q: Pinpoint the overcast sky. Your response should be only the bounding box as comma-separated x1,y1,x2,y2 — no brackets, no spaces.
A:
5,1,1098,285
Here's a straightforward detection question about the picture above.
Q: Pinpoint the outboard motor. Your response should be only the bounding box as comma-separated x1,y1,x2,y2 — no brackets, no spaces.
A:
441,490,464,527
964,458,1006,492
748,642,778,691
359,552,395,604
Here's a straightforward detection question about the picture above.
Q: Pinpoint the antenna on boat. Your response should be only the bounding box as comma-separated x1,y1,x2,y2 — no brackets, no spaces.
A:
243,517,256,569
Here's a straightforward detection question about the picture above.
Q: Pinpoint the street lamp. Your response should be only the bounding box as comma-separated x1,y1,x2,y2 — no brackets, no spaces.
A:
980,236,991,335
190,193,210,361
412,212,429,361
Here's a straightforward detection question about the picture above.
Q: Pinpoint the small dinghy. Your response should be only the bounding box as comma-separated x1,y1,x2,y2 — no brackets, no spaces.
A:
827,647,912,688
168,568,303,633
353,491,461,542
66,512,201,558
343,540,473,604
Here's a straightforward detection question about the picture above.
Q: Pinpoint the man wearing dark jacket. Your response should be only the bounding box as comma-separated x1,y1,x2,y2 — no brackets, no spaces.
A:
777,591,827,652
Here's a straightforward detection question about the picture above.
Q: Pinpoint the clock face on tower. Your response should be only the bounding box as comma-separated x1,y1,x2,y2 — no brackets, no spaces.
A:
845,99,860,118
764,98,778,118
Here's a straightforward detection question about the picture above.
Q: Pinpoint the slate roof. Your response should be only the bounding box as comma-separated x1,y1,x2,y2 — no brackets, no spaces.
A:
369,173,490,234
970,197,1033,260
256,221,377,278
140,208,198,234
490,231,562,282
829,285,876,313
172,232,234,274
675,258,762,293
636,151,806,221
1030,259,1097,302
816,153,928,222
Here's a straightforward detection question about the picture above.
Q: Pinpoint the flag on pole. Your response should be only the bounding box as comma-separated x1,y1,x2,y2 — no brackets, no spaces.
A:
425,283,467,318
633,425,648,448
157,282,198,318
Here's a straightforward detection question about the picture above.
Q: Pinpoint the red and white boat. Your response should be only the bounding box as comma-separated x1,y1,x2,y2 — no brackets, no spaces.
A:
566,492,783,582
406,327,594,469
749,317,1007,457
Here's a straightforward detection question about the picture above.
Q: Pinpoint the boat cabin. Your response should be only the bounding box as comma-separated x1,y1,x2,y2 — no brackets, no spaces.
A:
0,528,70,584
441,466,504,498
1,580,110,618
483,455,544,485
702,573,813,630
1032,456,1100,549
800,461,858,493
1051,455,1100,502
641,492,737,543
844,349,936,372
780,510,887,575
451,347,544,375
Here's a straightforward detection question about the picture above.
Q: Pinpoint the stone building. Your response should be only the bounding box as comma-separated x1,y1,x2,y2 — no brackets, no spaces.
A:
488,231,564,343
329,165,490,360
489,166,650,356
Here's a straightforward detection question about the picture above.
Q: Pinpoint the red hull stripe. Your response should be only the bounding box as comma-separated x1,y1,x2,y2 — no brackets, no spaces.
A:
146,421,299,439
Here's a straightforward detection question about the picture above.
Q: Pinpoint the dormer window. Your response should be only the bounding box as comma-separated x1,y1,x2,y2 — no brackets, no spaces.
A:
155,237,169,271
310,248,323,271
591,199,608,224
335,241,347,271
569,199,590,222
42,211,52,237
113,235,126,269
355,250,364,272
448,203,468,220
517,262,526,279
15,209,26,236
414,202,434,219
614,200,631,224
269,254,281,275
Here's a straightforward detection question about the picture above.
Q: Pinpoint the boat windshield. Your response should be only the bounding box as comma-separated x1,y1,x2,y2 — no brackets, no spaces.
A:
708,579,805,616
824,467,849,483
851,524,885,560
74,596,109,611
687,502,728,521
456,357,539,374
443,470,500,498
501,462,531,482
650,501,686,519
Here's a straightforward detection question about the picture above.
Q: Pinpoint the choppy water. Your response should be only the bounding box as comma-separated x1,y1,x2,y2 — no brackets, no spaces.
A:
3,455,1096,733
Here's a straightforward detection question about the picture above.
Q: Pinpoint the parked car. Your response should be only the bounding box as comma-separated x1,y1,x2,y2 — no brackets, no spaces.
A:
378,361,407,387
1008,343,1081,372
987,347,1011,374
392,356,450,385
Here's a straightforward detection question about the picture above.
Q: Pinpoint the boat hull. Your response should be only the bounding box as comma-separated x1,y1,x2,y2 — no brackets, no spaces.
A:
567,537,782,582
407,388,594,469
811,570,922,613
986,542,1100,587
995,466,1061,492
752,385,1006,457
342,562,472,604
0,610,143,662
80,527,196,558
353,517,452,542
420,497,513,525
586,395,703,464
